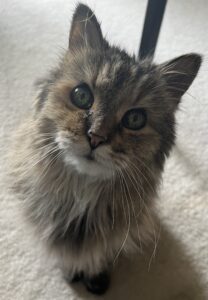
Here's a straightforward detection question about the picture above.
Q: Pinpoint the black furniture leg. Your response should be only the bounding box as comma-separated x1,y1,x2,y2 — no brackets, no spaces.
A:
139,0,167,60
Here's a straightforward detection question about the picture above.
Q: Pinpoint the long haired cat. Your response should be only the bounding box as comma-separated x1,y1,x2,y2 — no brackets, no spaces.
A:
9,3,201,295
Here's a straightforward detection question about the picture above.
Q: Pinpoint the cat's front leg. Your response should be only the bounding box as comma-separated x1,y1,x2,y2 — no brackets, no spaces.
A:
64,271,84,283
59,249,111,295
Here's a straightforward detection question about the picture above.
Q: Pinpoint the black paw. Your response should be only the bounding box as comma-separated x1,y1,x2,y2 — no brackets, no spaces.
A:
83,271,110,295
64,272,83,284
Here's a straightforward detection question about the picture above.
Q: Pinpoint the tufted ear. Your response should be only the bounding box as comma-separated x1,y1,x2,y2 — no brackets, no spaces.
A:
160,53,202,100
69,3,104,52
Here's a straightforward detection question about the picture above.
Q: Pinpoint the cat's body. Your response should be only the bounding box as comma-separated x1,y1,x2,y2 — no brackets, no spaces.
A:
9,4,201,295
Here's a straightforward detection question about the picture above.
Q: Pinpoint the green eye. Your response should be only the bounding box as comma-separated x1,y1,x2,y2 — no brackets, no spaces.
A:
122,108,147,130
70,83,94,109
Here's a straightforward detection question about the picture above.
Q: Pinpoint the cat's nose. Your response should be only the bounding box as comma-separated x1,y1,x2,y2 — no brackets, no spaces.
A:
87,130,107,150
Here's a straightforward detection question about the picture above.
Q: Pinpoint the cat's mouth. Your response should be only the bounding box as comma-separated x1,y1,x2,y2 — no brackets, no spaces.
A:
63,147,114,177
83,150,107,166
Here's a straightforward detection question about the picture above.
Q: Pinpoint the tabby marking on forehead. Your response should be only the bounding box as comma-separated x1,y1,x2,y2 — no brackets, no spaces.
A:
96,62,111,85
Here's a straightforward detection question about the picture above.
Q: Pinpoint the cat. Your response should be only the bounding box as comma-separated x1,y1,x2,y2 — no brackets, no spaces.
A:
9,3,201,295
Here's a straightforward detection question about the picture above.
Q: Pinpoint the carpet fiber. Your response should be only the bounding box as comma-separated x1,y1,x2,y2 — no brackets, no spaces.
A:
0,0,208,299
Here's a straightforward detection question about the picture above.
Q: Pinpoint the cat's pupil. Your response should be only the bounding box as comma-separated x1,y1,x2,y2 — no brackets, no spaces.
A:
70,83,94,109
122,108,146,130
128,113,141,126
132,114,139,123
77,90,87,103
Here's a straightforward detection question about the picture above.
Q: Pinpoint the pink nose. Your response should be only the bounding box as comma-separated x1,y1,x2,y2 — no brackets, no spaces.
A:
87,130,107,149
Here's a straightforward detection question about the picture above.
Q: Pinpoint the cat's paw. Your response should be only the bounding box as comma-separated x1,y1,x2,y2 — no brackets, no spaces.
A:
83,271,110,295
64,271,84,284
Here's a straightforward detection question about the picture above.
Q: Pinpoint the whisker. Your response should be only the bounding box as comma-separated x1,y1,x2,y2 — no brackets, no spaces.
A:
30,146,60,169
126,158,156,196
113,167,131,264
120,167,142,251
117,167,128,226
119,158,160,265
39,149,63,180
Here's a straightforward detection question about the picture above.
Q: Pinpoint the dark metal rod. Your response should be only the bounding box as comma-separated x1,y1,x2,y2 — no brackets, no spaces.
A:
139,0,167,59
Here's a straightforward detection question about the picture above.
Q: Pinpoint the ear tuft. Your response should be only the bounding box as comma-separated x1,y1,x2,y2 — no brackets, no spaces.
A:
161,53,202,99
69,3,104,52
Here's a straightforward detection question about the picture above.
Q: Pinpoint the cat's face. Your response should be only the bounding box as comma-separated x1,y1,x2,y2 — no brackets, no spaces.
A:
36,4,201,178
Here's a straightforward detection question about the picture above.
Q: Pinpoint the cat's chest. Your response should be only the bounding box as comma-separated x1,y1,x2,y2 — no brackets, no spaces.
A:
48,176,111,245
71,181,103,210
57,174,106,214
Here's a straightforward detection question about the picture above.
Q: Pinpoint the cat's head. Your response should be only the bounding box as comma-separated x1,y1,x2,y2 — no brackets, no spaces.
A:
36,4,201,178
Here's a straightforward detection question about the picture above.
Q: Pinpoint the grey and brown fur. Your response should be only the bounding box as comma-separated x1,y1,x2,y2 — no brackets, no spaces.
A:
8,3,201,294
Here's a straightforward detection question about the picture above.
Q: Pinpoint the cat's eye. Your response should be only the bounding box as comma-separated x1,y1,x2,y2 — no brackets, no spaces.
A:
70,83,94,109
121,108,147,130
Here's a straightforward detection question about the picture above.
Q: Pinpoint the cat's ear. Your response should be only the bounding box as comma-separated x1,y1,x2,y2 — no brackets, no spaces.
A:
160,53,202,99
69,3,104,52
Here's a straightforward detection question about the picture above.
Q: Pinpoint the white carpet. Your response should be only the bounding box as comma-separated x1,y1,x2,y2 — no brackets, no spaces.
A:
0,0,208,299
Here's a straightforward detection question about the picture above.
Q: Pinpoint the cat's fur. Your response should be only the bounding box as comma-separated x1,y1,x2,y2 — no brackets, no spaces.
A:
9,3,201,294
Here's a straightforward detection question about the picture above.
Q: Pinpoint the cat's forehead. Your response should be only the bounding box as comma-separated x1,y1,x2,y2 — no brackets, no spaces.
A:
96,52,139,84
93,55,156,109
96,59,133,87
93,52,147,107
